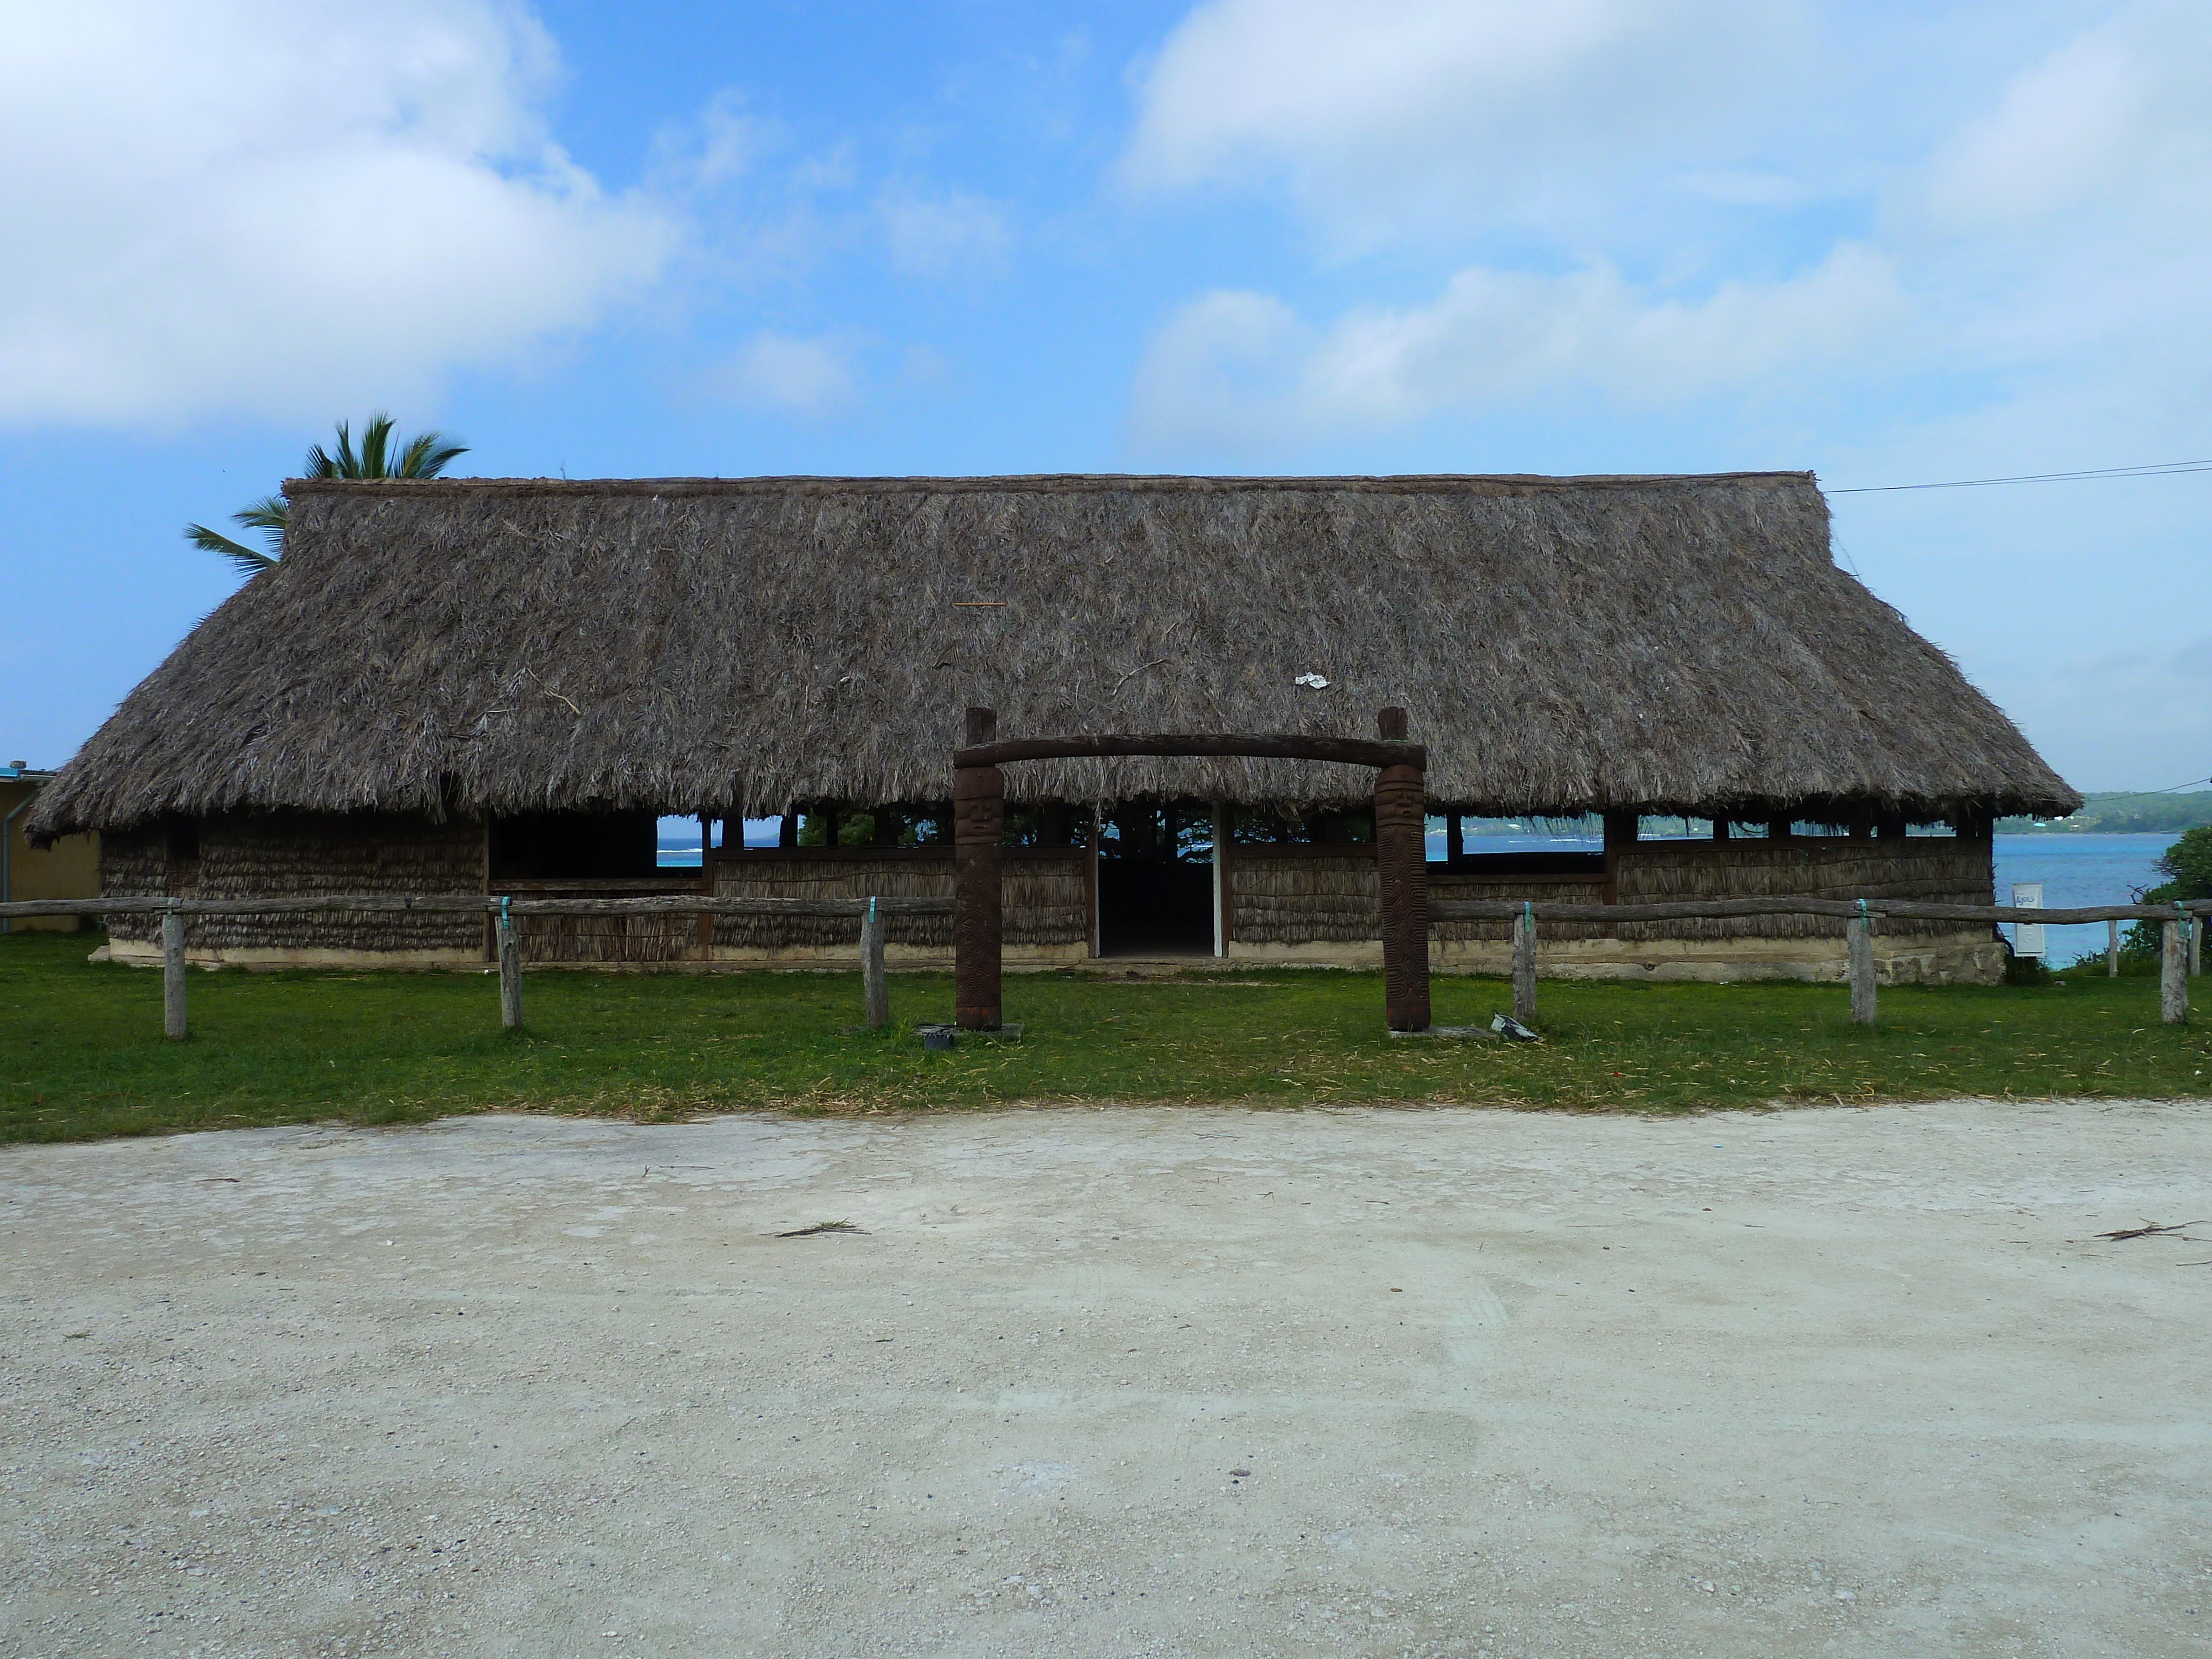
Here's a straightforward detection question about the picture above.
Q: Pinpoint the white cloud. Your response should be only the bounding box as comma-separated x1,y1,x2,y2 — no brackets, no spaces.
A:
709,331,861,415
0,0,679,426
1121,0,1806,248
878,190,1015,279
1130,244,1905,448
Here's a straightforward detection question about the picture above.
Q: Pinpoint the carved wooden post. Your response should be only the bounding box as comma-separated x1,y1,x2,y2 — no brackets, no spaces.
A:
954,706,1004,1030
1373,707,1431,1032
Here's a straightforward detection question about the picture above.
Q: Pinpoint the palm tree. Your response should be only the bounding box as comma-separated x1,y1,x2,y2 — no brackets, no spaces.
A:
185,413,468,577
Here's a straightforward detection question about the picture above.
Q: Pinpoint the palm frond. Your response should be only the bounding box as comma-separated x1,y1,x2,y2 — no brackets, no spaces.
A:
396,431,468,478
306,413,463,480
234,495,288,537
358,412,395,478
184,523,278,577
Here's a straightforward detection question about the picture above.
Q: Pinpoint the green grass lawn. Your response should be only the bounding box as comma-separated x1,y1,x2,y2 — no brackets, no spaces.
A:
2,930,2206,1142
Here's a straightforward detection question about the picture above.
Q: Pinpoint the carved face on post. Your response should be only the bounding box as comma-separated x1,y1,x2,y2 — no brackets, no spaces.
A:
952,759,1004,1030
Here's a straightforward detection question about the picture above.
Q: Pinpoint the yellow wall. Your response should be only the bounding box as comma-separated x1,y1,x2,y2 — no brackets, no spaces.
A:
1,778,101,932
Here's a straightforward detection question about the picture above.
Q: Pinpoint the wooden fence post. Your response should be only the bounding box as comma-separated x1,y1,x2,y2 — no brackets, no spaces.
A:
2107,918,2120,978
953,706,1004,1030
162,907,187,1041
2163,917,2189,1024
862,895,889,1030
1511,902,1537,1025
498,898,522,1031
1848,903,1876,1026
1373,707,1431,1032
2192,912,2203,978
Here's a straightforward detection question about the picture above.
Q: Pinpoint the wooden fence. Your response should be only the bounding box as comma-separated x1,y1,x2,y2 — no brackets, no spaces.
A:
1,892,2203,1040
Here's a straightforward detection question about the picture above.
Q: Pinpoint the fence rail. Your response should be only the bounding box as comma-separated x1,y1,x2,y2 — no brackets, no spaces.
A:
1430,898,2212,925
3,894,2204,925
0,891,2198,1038
0,895,954,920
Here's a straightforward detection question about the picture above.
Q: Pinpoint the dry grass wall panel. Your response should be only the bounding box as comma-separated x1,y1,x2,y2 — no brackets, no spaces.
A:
98,813,483,954
98,828,165,947
191,814,485,953
1234,853,1381,946
1430,872,1609,941
710,852,1084,951
1613,838,1991,940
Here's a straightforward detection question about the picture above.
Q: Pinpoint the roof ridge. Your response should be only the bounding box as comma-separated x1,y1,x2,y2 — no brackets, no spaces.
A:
283,471,1819,498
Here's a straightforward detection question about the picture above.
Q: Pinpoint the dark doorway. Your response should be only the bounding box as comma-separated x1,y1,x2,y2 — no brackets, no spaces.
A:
1098,801,1214,957
491,811,659,880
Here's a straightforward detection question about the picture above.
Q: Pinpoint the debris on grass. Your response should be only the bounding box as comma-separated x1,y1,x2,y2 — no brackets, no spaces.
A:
774,1220,864,1238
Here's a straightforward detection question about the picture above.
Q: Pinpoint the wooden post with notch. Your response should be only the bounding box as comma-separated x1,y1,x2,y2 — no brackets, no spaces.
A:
498,898,523,1031
1848,904,1876,1026
1373,707,1431,1032
861,895,889,1029
953,706,1004,1029
162,907,187,1041
1511,903,1537,1025
2162,917,2189,1024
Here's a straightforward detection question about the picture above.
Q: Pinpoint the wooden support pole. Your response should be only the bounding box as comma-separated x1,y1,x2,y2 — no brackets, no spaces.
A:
2107,917,2120,978
161,909,187,1041
2163,920,2190,1024
1848,907,1877,1026
1446,811,1464,865
697,812,716,960
1373,707,1431,1032
1601,809,1637,907
1211,800,1230,957
2192,914,2203,978
861,895,889,1030
497,899,522,1031
1085,807,1101,959
1511,903,1537,1025
953,707,1004,1030
1766,816,1792,841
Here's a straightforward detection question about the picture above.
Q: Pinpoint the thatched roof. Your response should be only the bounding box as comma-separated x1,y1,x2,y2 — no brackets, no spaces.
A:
29,472,2077,839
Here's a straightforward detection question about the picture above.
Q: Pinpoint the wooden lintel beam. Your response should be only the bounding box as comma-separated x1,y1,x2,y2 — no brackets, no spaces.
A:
953,733,1425,771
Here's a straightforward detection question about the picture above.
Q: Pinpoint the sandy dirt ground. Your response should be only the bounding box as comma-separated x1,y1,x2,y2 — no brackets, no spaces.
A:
3,1100,2209,1659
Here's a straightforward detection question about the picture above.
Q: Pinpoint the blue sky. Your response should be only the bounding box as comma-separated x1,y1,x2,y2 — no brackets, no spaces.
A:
4,1,2208,790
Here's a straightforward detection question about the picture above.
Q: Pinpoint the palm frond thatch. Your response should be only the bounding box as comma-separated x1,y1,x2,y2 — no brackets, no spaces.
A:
35,472,2079,842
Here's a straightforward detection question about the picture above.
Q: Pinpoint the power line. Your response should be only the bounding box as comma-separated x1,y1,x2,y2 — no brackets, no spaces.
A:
1830,458,2212,494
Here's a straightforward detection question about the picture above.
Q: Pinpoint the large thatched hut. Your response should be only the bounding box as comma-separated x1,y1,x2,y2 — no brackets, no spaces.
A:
30,472,2077,982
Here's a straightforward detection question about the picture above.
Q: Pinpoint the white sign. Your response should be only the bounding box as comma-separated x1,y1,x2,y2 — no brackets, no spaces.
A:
2011,881,2046,959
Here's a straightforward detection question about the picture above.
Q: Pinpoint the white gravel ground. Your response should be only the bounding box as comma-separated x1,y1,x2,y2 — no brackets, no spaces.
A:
3,1100,2210,1658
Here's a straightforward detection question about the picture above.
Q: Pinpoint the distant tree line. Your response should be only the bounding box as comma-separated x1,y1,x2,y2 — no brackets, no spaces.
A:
1999,791,2212,835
